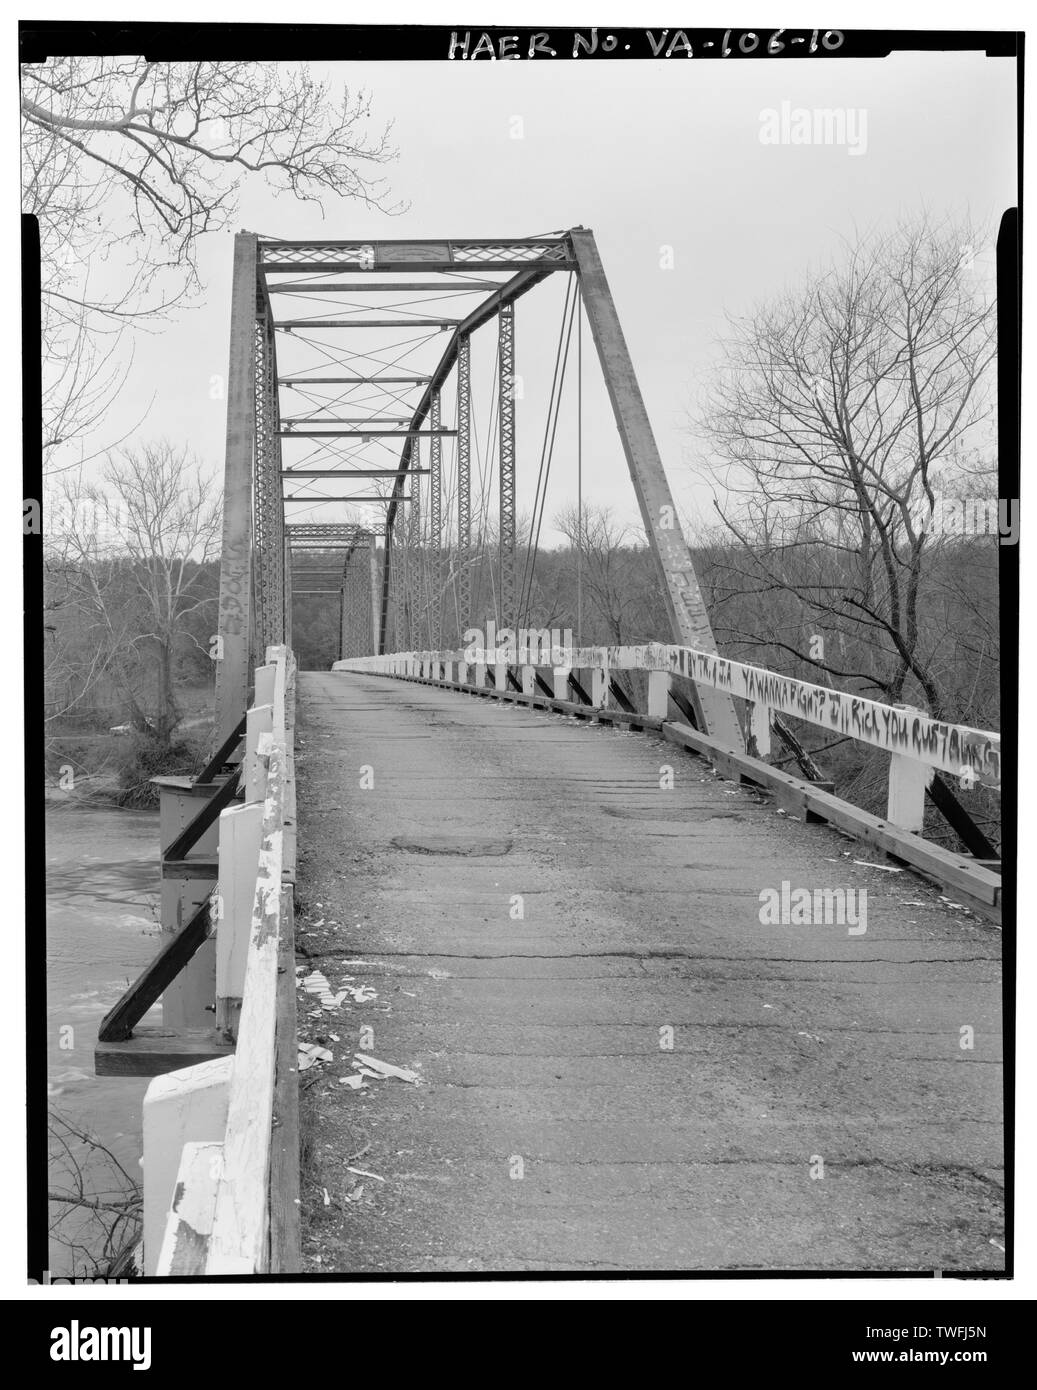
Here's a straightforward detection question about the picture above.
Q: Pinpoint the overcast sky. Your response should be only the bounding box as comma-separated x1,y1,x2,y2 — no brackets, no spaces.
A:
81,48,1016,546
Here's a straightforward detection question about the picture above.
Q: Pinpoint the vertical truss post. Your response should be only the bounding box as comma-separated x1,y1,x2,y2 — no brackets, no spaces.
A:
283,535,292,651
354,547,368,659
341,548,366,660
269,322,285,634
456,334,472,638
569,228,741,747
408,445,421,648
340,547,350,661
369,535,380,656
340,554,350,659
215,232,258,745
429,390,442,651
498,302,516,632
252,303,284,666
390,524,405,653
378,520,391,657
398,511,410,651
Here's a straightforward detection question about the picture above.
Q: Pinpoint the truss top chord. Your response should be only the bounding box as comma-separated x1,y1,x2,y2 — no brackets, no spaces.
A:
258,238,574,274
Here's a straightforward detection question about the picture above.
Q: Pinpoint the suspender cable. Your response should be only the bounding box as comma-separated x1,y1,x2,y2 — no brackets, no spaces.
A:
520,276,577,628
519,274,574,624
576,284,583,649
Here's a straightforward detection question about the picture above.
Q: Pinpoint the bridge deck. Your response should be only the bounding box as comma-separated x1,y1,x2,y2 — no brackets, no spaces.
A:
294,671,1003,1274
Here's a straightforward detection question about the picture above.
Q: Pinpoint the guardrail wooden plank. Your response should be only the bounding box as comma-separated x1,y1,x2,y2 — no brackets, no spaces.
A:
269,889,301,1273
244,705,274,803
216,802,266,1036
254,663,276,710
145,1057,232,1274
141,643,297,1276
157,1141,224,1276
206,739,286,1274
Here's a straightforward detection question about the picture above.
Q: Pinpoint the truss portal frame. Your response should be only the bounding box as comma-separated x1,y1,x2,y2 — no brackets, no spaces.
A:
216,229,739,746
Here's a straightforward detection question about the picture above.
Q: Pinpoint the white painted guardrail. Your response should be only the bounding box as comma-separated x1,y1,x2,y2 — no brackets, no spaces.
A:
143,644,296,1275
334,643,1001,835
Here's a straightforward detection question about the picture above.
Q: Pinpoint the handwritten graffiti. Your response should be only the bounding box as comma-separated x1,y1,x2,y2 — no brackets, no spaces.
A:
672,649,1000,788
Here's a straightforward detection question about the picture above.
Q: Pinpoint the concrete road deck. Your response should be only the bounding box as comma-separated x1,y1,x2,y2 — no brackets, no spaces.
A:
293,670,1004,1274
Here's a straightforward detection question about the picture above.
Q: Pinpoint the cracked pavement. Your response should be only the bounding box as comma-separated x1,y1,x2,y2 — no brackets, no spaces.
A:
292,671,1004,1274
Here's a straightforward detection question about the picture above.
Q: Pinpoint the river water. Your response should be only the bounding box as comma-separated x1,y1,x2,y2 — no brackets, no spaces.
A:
46,802,162,1275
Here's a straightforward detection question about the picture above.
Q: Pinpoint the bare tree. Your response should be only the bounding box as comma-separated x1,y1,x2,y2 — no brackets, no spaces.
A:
49,1108,141,1278
45,441,221,743
694,214,997,721
554,503,662,644
22,57,400,471
44,479,143,733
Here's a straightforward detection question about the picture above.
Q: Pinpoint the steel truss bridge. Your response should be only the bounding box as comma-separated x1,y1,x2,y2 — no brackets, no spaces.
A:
214,228,738,747
98,229,1006,1278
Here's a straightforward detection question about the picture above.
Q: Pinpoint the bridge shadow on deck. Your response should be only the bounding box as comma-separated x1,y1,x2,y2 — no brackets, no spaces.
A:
293,670,1003,1275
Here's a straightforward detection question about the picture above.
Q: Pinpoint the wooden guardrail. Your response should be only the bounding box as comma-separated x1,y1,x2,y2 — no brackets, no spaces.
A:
141,644,299,1276
334,643,1002,916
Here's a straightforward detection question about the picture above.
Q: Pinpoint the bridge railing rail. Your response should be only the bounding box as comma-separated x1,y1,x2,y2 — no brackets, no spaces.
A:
144,643,298,1275
334,642,1001,915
